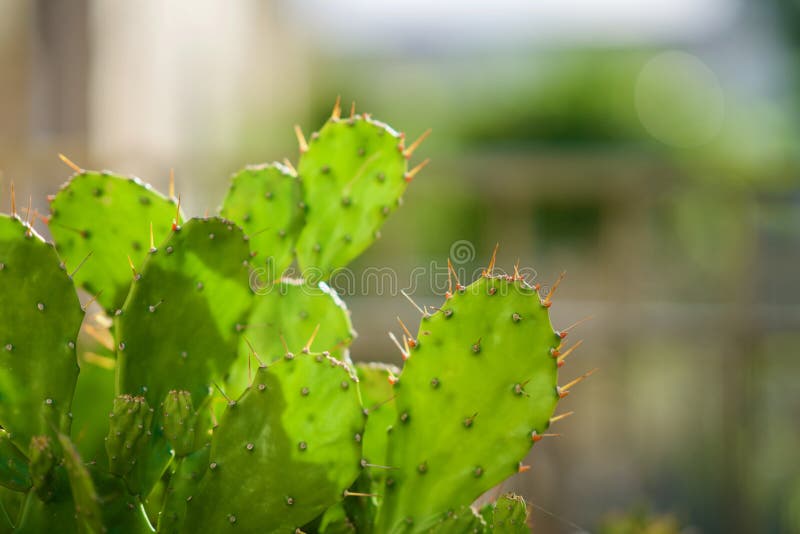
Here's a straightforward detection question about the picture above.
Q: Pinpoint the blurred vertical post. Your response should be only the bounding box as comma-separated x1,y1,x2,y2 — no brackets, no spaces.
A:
30,0,89,160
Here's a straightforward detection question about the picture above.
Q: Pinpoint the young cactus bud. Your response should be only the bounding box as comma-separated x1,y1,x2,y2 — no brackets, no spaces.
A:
162,390,197,457
29,435,57,501
105,394,153,476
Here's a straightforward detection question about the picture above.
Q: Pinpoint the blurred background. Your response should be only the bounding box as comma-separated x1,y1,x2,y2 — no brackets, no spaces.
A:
1,1,799,532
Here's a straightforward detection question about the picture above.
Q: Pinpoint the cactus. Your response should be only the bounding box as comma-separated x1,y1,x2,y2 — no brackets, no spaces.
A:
57,433,103,533
344,363,398,532
69,353,116,465
0,215,83,452
105,394,153,477
49,168,181,312
220,162,303,276
294,99,429,279
115,216,252,492
156,447,209,534
422,505,486,533
226,277,355,395
184,352,363,532
372,268,574,532
161,390,202,458
421,494,529,533
0,102,593,533
482,493,530,533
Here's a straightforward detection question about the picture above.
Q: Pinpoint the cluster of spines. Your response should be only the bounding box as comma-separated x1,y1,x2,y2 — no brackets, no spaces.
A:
294,97,431,183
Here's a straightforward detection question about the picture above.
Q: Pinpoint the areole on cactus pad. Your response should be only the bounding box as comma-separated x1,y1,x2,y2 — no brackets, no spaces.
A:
0,99,593,534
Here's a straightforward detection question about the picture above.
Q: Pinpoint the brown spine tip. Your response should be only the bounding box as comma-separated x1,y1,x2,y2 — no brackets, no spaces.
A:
294,125,309,153
485,243,500,276
403,128,431,159
543,271,566,306
549,411,574,424
58,153,83,173
559,367,598,394
404,158,430,183
556,339,584,366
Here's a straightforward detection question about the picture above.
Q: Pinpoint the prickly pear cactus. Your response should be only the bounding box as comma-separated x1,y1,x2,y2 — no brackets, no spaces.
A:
227,278,354,395
220,162,303,276
0,215,83,451
421,493,529,533
356,363,398,473
116,217,252,404
185,352,363,532
373,271,563,531
115,216,252,492
0,104,591,534
294,101,428,278
49,170,180,312
156,447,209,534
344,362,399,532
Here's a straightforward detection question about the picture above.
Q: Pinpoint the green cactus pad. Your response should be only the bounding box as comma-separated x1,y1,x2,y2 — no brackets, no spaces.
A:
115,217,252,493
0,430,30,492
105,395,154,477
57,433,103,534
49,171,180,312
96,474,153,534
295,114,411,278
227,278,354,395
375,274,561,531
220,162,303,276
485,493,529,533
356,362,397,472
70,354,117,466
345,363,399,533
185,353,363,532
116,217,252,405
0,215,82,452
156,447,210,534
